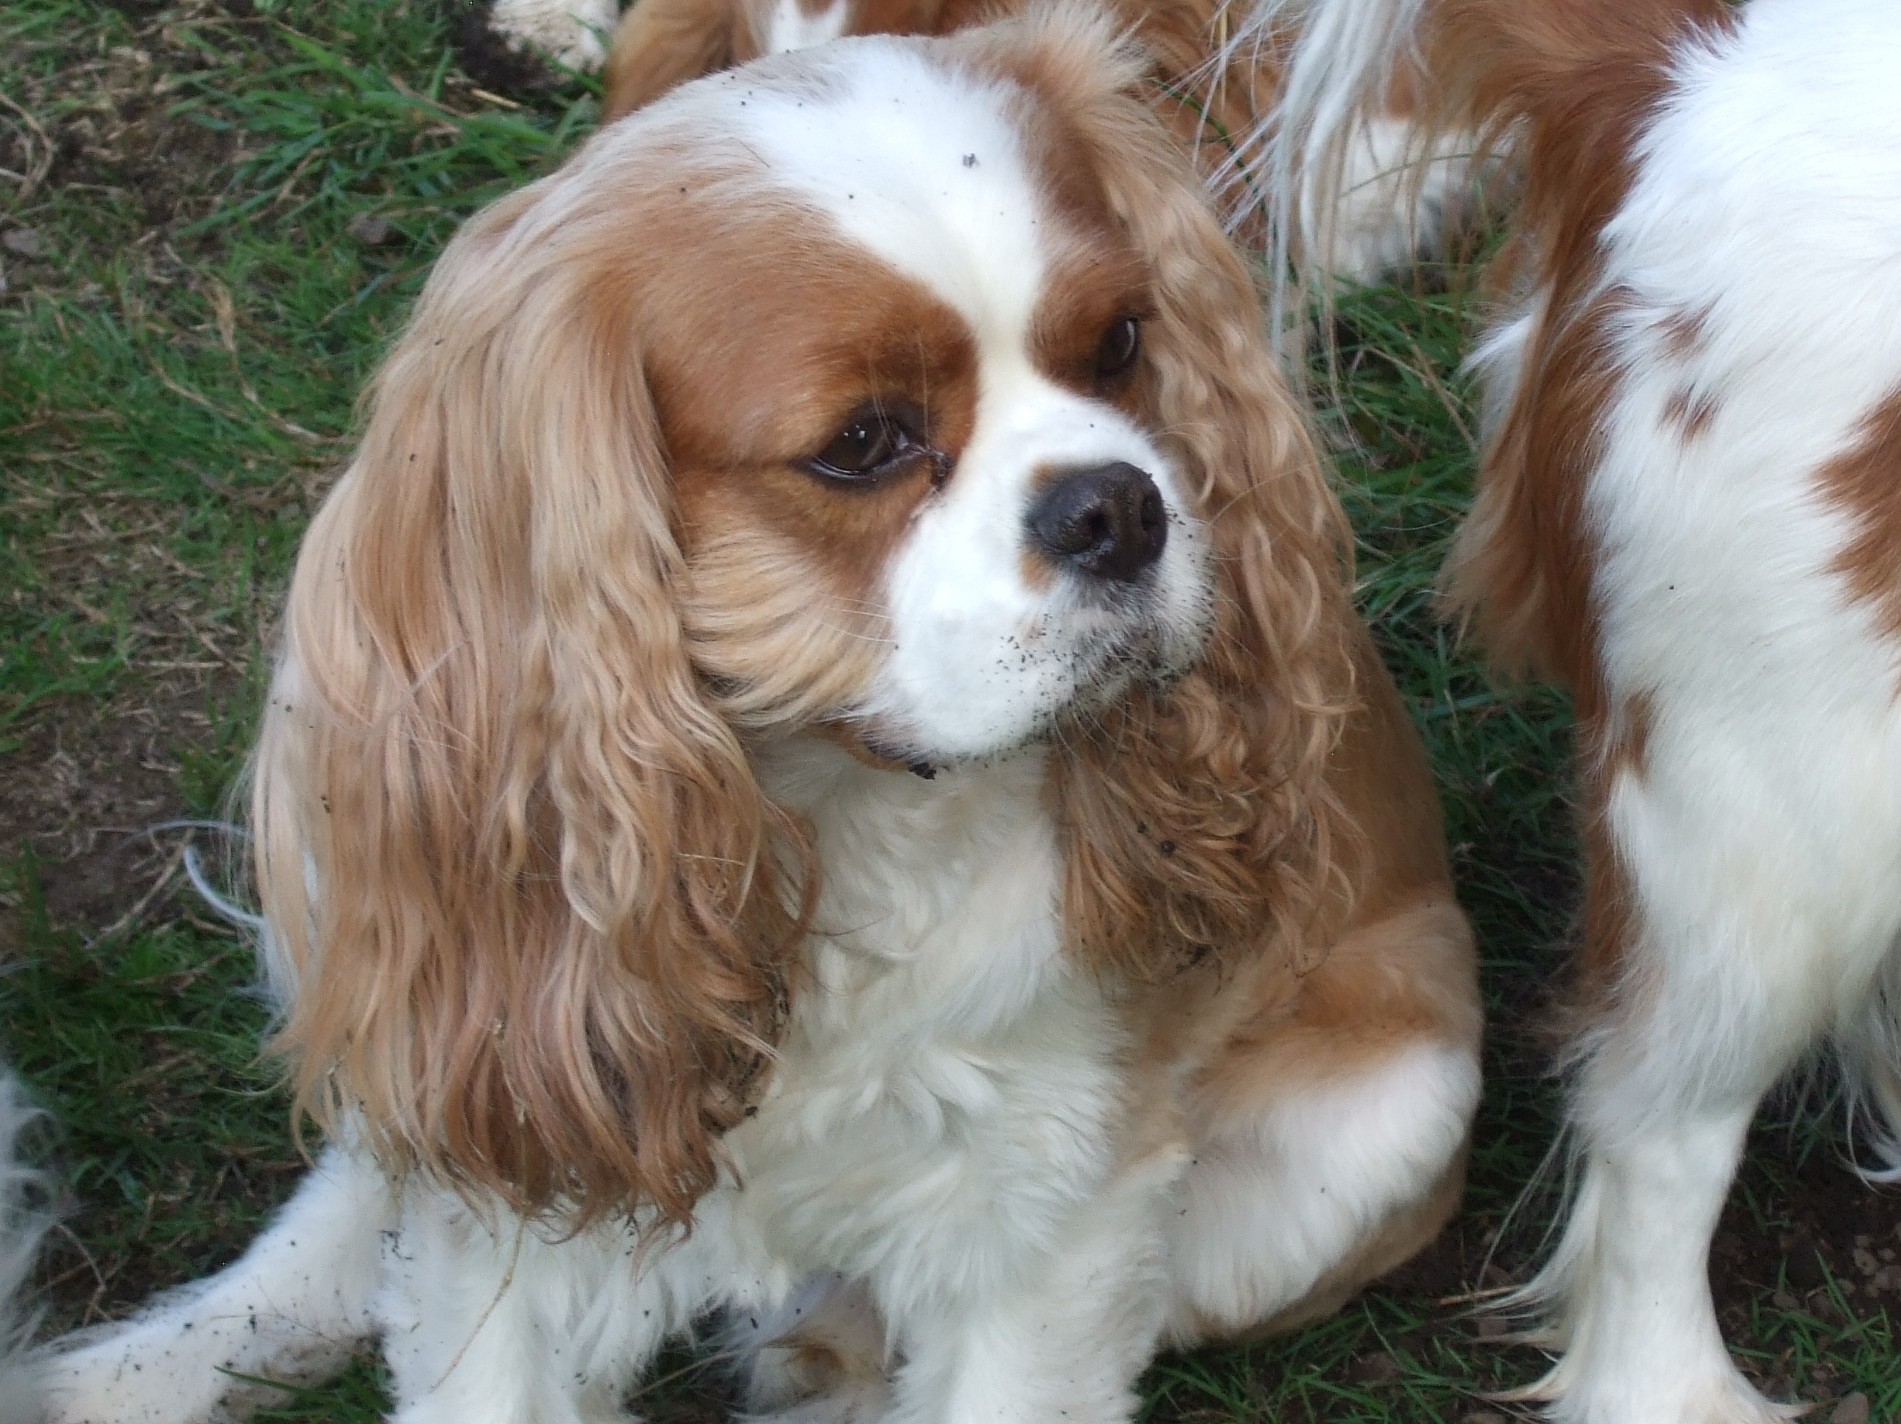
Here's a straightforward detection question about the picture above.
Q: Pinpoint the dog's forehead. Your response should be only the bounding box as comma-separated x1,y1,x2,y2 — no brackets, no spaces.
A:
717,40,1055,346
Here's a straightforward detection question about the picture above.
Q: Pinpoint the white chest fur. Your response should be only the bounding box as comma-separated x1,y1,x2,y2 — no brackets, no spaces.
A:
723,742,1131,1315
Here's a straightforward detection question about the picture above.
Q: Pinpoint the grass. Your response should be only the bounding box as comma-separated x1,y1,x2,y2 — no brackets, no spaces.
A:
1,0,1895,1418
0,0,594,1402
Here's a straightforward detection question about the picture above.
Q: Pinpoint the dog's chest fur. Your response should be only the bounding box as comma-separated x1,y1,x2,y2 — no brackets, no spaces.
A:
724,739,1133,1305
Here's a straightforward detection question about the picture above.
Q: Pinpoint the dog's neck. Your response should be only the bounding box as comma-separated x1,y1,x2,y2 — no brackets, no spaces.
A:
756,733,1072,1026
724,734,1127,1288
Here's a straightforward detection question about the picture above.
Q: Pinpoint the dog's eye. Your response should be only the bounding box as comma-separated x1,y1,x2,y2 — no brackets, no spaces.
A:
1095,316,1142,381
810,408,920,482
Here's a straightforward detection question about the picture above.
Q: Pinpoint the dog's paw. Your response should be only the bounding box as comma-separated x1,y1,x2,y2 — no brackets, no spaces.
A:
728,1277,892,1424
483,0,618,71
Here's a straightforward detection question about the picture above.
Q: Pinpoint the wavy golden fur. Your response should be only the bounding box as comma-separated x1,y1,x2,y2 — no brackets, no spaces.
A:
250,169,819,1230
250,7,1355,1232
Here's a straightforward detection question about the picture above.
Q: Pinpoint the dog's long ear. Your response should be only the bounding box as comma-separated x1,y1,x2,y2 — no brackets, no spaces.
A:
999,12,1357,974
602,0,743,122
252,173,808,1231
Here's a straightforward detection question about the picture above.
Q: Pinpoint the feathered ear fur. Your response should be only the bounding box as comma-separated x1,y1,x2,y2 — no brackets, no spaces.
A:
984,11,1358,975
251,167,809,1231
601,0,743,122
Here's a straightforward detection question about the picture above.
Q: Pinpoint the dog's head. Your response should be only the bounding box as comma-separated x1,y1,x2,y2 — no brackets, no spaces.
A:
254,8,1350,1229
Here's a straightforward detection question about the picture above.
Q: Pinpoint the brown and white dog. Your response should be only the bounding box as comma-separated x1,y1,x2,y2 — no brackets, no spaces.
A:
41,10,1480,1424
1266,0,1901,1419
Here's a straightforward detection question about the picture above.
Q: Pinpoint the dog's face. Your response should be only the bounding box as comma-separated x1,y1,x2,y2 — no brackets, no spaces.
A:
631,50,1212,765
256,13,1347,1232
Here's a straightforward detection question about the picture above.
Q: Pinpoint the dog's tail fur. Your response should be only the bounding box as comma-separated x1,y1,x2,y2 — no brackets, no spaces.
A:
0,1074,47,1424
1245,0,1729,327
1239,0,1431,322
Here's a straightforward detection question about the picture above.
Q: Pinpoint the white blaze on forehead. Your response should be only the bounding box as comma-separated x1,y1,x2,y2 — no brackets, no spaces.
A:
727,40,1051,353
763,0,852,53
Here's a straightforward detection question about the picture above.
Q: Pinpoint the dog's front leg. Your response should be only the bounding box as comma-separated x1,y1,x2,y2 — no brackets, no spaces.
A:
378,1190,741,1424
43,1145,387,1423
880,1146,1184,1424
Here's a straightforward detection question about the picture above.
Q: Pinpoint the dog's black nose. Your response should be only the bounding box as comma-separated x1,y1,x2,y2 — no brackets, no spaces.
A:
1026,462,1168,583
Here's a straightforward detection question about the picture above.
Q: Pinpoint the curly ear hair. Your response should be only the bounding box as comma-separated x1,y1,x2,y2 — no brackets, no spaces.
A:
981,10,1357,976
251,169,811,1232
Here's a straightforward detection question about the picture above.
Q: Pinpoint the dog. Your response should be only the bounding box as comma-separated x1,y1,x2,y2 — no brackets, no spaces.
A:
596,0,1482,285
40,10,1481,1422
1261,0,1901,1418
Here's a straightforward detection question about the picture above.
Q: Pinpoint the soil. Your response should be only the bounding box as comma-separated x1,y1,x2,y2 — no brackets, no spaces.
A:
4,15,241,230
0,685,229,929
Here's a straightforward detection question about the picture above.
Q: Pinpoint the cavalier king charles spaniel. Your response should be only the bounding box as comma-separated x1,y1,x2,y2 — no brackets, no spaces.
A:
1262,0,1901,1419
43,11,1480,1422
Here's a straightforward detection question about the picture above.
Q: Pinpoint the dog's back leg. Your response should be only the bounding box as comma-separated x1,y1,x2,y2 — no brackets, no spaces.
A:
1835,944,1901,1178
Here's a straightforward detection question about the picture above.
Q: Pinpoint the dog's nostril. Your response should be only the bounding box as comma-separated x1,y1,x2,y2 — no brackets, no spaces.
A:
1027,462,1168,583
1138,483,1164,539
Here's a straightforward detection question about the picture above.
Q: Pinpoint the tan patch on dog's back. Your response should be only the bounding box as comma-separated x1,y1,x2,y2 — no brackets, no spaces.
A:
1819,383,1901,649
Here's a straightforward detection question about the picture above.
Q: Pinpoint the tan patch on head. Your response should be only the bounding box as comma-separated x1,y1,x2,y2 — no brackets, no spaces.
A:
997,49,1166,417
591,175,981,726
1819,383,1901,648
1028,244,1152,400
651,264,979,628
